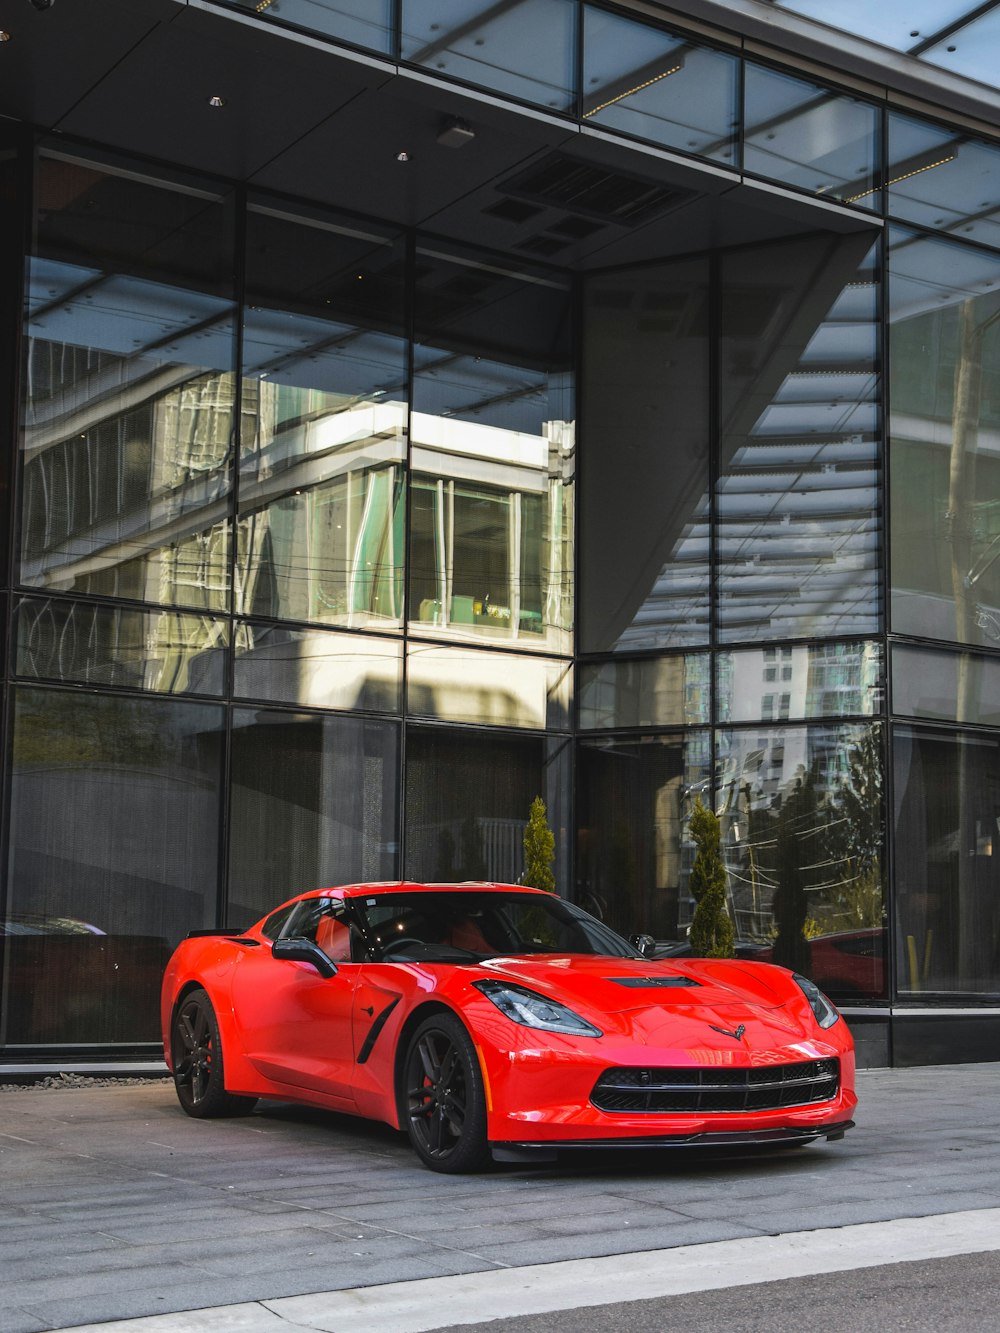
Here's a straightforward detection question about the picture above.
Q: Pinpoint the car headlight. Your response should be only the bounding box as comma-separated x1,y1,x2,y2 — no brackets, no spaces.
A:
793,974,840,1029
472,980,603,1037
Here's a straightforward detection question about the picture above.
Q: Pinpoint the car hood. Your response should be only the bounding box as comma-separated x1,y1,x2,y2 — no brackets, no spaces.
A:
466,955,828,1050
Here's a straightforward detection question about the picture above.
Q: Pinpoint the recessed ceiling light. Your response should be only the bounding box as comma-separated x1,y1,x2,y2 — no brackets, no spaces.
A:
208,95,226,108
396,150,410,162
0,30,11,41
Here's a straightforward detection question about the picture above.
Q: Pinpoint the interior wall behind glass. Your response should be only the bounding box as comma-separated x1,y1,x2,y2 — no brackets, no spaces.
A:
889,226,1000,648
239,207,407,632
718,233,881,642
404,725,569,891
894,725,1000,996
576,733,710,939
228,708,400,926
3,687,224,1045
20,155,237,609
410,249,574,655
580,255,710,652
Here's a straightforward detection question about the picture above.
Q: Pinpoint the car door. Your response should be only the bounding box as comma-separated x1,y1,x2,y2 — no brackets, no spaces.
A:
230,898,359,1106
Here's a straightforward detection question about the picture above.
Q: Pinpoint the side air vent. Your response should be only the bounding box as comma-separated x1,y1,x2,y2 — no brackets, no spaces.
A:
498,152,693,226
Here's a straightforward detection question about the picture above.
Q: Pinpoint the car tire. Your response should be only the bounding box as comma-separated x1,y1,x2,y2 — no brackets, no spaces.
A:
402,1012,490,1173
171,987,257,1119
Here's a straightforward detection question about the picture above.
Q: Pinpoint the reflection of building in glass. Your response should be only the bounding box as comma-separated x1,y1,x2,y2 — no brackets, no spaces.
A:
6,0,1000,1069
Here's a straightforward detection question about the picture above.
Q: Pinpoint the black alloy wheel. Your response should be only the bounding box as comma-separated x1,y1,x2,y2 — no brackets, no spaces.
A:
171,987,257,1119
403,1013,489,1173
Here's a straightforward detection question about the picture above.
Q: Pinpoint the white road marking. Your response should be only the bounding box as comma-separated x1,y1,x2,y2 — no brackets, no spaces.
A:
65,1206,1000,1333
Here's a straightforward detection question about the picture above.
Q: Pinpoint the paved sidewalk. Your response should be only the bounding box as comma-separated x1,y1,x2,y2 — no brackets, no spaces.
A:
1,1063,999,1333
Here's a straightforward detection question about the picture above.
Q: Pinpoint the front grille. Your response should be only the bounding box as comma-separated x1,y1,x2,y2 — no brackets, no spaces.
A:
591,1058,839,1114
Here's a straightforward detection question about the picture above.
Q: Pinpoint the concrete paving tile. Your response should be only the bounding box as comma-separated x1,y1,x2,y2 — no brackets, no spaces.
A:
461,1218,759,1268
0,1307,51,1333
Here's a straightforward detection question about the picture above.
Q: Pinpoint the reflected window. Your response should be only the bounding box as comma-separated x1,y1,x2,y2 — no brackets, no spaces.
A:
404,726,569,889
409,249,574,653
3,688,224,1045
718,642,882,723
234,621,401,712
716,723,886,999
228,708,399,925
889,226,1000,648
893,643,1000,727
577,733,710,940
15,596,228,695
238,206,407,630
888,112,1000,252
580,257,710,652
718,234,881,642
212,0,394,53
20,156,236,610
578,654,710,730
744,63,881,209
894,725,1000,996
407,642,570,729
400,0,576,111
582,8,738,164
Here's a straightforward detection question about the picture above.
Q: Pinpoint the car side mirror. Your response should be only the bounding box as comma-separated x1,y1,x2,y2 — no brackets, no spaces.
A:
271,936,338,978
629,933,657,958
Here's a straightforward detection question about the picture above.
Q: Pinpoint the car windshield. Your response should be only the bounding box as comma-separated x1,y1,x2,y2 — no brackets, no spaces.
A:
352,891,639,962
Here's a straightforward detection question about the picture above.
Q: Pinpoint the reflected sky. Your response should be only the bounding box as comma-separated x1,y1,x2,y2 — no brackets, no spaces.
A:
767,0,1000,93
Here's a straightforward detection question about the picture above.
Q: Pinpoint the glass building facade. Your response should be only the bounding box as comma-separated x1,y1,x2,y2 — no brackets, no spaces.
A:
3,0,1000,1067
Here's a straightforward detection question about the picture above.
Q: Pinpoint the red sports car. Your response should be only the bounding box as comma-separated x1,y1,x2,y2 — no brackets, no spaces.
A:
161,882,856,1173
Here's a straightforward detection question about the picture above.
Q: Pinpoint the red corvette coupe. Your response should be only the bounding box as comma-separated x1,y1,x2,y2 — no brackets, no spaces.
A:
161,882,856,1173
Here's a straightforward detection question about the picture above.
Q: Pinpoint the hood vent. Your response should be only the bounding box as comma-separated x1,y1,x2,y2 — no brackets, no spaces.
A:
607,976,702,988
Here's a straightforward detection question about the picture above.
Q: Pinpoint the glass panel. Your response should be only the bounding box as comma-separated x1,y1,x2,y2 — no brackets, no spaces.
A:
921,9,1000,90
743,63,881,209
718,642,882,723
889,226,1000,648
580,256,709,652
234,621,401,711
2,688,224,1044
213,0,394,53
888,111,1000,252
718,234,881,642
20,155,236,610
717,723,886,1000
894,725,1000,995
582,8,738,164
0,131,19,589
239,206,407,631
769,1,974,52
576,732,711,939
404,726,570,891
578,654,710,730
409,248,574,654
893,643,1000,726
400,0,576,111
15,596,227,695
407,643,570,729
228,708,399,926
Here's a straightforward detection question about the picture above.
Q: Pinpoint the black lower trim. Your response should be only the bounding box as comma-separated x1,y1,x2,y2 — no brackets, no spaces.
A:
490,1120,855,1161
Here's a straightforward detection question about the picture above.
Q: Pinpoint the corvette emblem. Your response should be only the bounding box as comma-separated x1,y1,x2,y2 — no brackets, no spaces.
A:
710,1023,746,1041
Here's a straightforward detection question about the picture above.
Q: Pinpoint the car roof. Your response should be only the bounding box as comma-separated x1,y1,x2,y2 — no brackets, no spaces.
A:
302,881,550,902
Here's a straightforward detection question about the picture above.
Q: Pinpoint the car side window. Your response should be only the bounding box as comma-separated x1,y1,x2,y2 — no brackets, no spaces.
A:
260,905,295,941
280,898,356,962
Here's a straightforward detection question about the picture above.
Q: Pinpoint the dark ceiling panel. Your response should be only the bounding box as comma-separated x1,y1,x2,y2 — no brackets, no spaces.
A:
0,0,178,128
53,3,392,181
250,73,576,229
